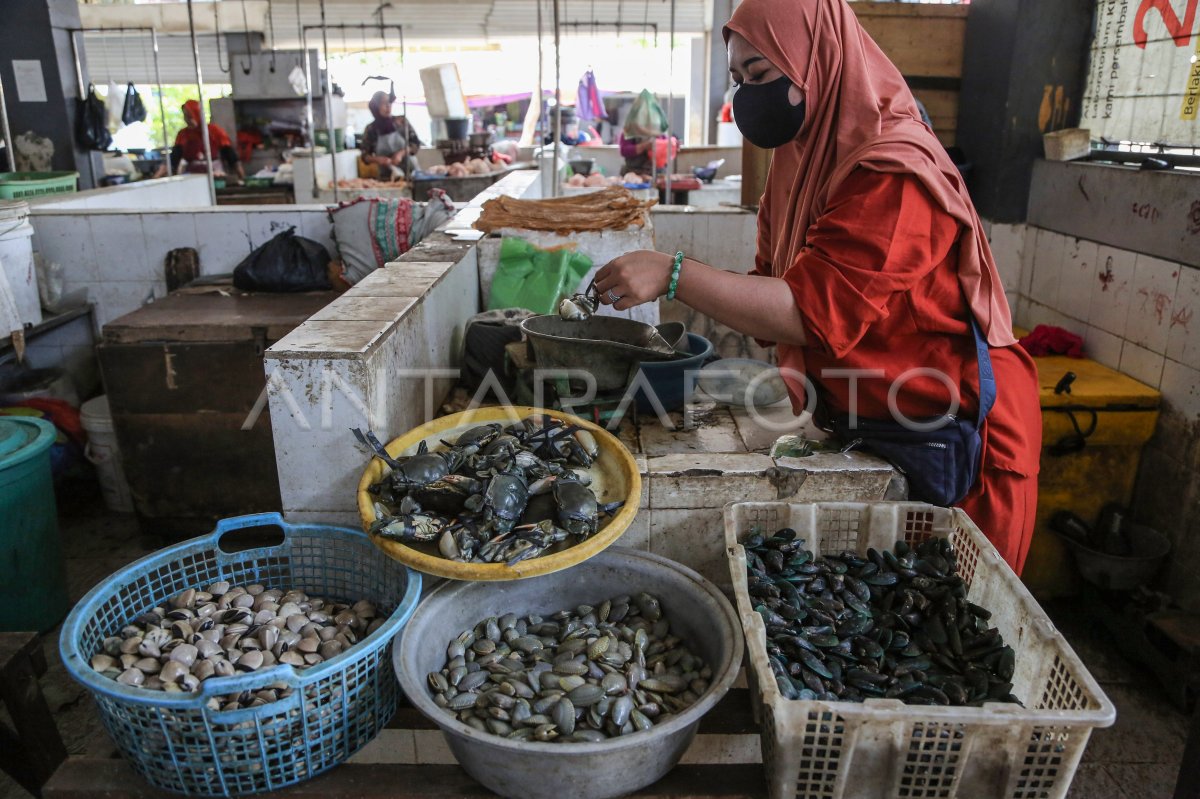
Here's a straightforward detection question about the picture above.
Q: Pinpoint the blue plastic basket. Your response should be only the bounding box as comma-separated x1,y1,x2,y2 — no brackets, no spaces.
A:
59,512,422,796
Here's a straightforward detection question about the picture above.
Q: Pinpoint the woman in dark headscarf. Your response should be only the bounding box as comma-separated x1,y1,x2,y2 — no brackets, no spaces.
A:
594,0,1041,574
360,90,422,178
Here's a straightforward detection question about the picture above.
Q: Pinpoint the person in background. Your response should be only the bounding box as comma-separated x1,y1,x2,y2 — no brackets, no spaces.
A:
618,131,654,175
153,100,244,181
594,0,1041,575
359,91,422,179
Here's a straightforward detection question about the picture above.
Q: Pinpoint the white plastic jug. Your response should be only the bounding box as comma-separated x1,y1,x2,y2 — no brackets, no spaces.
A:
0,201,41,327
80,395,134,513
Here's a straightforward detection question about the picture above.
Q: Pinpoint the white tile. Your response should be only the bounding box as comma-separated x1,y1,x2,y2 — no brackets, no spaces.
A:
1089,245,1137,337
193,211,252,275
1059,238,1098,323
1024,300,1079,335
1085,326,1123,370
1018,226,1037,296
989,223,1025,293
1119,341,1165,388
140,213,199,284
1125,254,1180,354
246,211,304,251
29,215,98,284
89,214,149,283
94,281,158,328
1159,359,1200,421
1029,229,1065,310
1166,266,1200,370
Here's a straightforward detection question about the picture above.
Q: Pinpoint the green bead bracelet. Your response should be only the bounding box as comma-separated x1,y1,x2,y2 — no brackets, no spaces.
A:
666,251,684,300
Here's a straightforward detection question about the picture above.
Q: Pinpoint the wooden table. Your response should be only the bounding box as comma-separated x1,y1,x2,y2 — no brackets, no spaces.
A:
0,633,68,797
44,689,767,798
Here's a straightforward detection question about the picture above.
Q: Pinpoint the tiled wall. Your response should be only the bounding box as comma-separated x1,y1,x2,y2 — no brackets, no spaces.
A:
28,175,211,211
29,207,335,328
988,221,1200,608
651,207,773,361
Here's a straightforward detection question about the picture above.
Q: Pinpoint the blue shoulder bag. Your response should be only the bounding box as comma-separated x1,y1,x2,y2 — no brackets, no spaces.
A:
829,316,996,507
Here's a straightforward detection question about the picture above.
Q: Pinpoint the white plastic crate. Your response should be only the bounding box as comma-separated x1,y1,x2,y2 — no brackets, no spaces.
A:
724,501,1115,799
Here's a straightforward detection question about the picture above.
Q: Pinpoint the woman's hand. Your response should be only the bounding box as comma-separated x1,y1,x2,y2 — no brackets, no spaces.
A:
638,139,655,154
594,250,673,311
390,151,407,165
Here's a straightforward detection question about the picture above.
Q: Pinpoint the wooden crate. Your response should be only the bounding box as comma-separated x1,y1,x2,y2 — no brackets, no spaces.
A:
98,285,338,536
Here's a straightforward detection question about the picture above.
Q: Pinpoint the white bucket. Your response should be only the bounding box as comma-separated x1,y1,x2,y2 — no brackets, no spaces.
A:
717,122,743,147
80,395,134,513
0,201,42,327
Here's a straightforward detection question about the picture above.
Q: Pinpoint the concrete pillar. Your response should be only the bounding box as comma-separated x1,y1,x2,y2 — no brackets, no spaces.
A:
0,0,102,186
706,0,734,145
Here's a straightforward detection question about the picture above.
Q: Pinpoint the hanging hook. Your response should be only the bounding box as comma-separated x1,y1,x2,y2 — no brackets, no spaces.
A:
266,0,277,73
239,0,252,75
214,3,231,74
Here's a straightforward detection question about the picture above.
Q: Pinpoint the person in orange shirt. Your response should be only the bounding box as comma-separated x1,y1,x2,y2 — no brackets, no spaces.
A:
593,0,1041,574
154,100,245,181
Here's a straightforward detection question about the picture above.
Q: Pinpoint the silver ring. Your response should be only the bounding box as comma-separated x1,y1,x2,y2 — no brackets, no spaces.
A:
606,289,621,303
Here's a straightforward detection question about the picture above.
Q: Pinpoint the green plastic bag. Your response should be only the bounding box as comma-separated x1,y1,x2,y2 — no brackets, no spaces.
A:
487,237,592,314
624,89,669,138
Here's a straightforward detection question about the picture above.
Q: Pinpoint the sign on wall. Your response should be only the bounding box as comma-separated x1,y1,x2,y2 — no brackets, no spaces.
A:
1080,0,1200,145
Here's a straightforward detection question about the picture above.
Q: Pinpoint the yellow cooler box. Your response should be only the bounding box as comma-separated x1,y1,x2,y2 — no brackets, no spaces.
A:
1023,352,1160,598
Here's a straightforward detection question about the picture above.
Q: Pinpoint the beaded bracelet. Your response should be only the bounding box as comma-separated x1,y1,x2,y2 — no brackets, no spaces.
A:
666,251,684,300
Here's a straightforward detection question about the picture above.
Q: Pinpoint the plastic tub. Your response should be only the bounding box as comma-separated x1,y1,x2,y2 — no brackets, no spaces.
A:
0,200,42,326
0,171,78,200
633,332,713,413
1059,523,1171,591
60,513,422,796
80,395,133,513
0,416,67,632
395,546,743,799
725,501,1116,799
445,117,471,140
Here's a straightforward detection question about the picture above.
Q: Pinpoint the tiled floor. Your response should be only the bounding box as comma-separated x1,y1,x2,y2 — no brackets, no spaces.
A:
1,483,1193,798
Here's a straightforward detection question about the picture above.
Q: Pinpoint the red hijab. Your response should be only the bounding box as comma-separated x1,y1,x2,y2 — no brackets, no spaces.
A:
176,100,232,163
724,0,1015,348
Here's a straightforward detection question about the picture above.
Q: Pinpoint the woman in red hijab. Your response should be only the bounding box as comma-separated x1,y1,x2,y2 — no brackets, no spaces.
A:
594,0,1041,574
153,100,244,181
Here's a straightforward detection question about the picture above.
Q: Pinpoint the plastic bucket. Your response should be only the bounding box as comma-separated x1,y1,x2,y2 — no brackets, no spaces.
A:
0,416,67,632
633,332,714,414
80,395,133,513
445,117,470,140
0,200,42,327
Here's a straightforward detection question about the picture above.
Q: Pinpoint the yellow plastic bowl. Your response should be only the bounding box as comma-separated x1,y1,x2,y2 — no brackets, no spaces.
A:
356,406,641,581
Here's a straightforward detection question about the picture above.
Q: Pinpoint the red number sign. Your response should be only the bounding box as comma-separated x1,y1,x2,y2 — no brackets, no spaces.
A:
1134,0,1199,48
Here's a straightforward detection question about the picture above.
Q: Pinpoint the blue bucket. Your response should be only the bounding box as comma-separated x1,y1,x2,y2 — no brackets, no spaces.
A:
59,512,422,796
633,333,715,414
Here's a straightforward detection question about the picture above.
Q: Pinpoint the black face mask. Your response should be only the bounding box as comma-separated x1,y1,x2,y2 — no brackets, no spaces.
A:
733,76,806,149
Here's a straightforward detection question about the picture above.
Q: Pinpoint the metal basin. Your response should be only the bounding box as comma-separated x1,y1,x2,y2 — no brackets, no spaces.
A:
521,315,684,392
395,547,744,799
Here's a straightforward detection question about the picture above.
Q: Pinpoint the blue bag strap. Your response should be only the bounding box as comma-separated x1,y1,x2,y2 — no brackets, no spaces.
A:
968,314,996,427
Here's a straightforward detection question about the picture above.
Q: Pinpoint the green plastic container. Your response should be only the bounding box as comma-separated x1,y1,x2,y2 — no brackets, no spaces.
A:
0,416,67,632
0,171,79,200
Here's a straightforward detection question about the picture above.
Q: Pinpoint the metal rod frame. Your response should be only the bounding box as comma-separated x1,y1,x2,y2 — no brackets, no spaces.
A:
558,21,657,46
69,26,171,185
0,67,14,170
552,0,562,197
301,22,406,203
185,0,218,204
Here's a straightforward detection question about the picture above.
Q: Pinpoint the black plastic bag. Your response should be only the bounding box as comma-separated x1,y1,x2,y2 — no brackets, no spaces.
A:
121,83,146,125
76,83,112,151
232,228,332,292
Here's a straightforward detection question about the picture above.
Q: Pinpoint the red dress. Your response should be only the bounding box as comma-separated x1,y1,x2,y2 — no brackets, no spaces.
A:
757,167,1042,574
